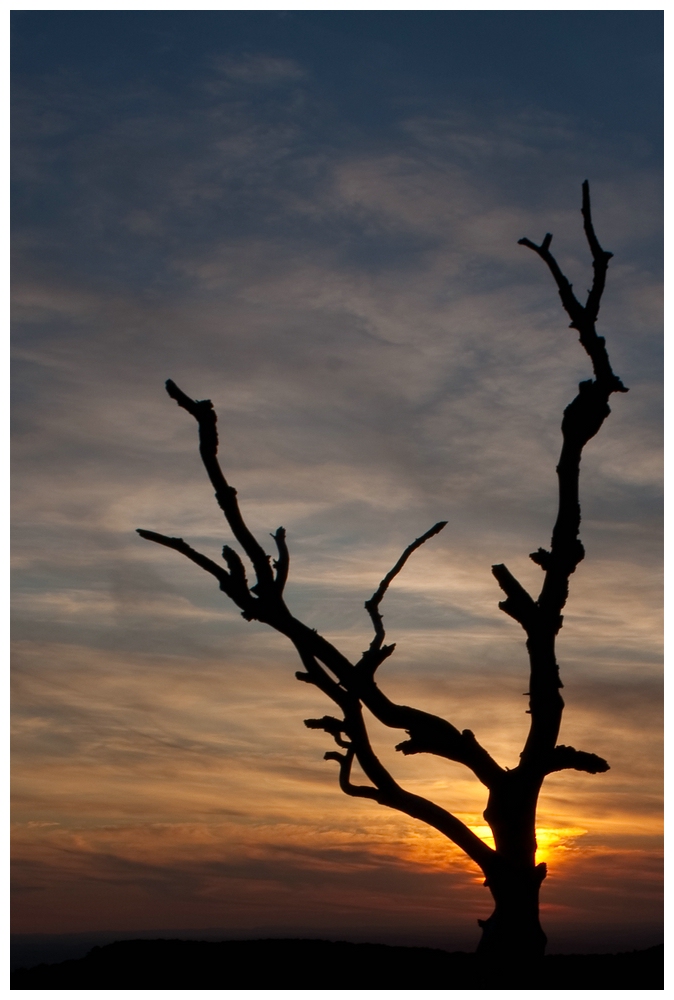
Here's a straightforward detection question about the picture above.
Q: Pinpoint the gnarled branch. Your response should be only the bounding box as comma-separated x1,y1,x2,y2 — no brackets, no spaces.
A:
165,379,275,592
518,182,626,393
139,400,504,791
514,181,626,771
306,699,497,872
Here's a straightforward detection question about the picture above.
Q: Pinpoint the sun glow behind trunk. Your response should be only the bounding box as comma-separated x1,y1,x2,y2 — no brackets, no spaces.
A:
468,825,588,865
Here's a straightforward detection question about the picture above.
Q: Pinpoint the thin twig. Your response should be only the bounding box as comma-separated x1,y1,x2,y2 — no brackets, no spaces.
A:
364,521,447,649
581,179,613,324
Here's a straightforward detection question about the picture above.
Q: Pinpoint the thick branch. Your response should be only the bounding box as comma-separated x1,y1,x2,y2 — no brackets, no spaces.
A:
292,647,351,712
534,380,610,633
545,745,610,775
491,564,538,631
323,747,380,799
306,701,497,872
396,725,504,785
221,545,252,608
284,611,504,786
515,181,627,770
292,625,485,785
369,685,504,787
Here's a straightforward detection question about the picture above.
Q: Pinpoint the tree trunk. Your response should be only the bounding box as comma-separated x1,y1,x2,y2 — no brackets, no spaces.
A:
476,861,547,986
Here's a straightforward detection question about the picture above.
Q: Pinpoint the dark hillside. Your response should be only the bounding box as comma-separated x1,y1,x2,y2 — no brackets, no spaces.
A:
11,938,663,989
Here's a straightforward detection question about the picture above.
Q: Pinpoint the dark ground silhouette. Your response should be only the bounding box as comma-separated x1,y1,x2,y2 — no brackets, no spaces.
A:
11,938,663,989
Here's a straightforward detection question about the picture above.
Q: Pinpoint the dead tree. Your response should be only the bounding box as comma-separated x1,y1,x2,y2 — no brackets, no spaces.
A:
138,183,626,979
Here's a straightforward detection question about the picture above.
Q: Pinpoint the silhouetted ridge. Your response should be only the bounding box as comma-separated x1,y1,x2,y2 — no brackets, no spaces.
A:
11,938,663,989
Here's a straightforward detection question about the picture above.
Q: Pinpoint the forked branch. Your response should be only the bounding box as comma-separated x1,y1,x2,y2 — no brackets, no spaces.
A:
510,180,624,770
518,182,626,393
304,700,497,872
135,529,251,610
138,386,506,857
165,379,275,592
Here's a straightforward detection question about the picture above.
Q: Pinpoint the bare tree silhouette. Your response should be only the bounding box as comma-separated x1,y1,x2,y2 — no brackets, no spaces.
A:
138,183,626,983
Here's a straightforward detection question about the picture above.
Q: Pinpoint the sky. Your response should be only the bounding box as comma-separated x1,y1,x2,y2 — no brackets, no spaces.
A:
11,10,662,956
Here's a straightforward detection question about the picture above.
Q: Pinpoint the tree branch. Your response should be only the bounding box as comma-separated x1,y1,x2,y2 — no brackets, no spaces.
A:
136,529,254,613
165,380,275,592
359,521,446,675
491,564,538,631
292,647,351,712
515,181,627,771
364,520,447,647
137,522,503,788
221,545,252,608
271,527,289,593
306,700,497,872
545,745,610,775
286,611,504,787
518,183,627,393
517,233,585,331
581,179,613,325
323,746,380,799
340,522,502,784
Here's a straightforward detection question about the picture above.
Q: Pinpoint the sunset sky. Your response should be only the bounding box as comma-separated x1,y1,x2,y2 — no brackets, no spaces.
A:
12,10,662,956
